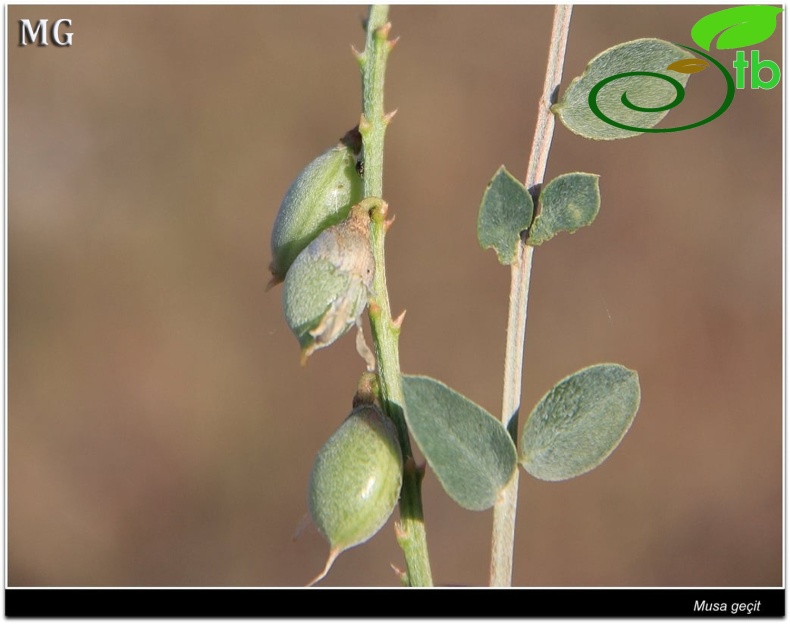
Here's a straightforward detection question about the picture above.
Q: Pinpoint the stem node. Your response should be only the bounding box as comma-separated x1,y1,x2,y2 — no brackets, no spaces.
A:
351,44,365,65
390,563,409,586
376,21,392,40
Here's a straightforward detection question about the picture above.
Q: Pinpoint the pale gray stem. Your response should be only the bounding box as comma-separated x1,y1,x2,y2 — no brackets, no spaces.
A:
489,4,573,588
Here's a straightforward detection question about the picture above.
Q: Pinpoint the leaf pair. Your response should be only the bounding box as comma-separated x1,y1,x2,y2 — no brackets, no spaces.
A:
402,364,640,511
478,167,600,264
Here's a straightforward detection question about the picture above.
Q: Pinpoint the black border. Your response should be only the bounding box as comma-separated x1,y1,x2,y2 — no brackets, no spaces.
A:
4,588,786,618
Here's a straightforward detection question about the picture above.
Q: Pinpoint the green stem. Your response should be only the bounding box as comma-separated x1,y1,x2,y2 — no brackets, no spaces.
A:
489,4,573,587
359,4,434,587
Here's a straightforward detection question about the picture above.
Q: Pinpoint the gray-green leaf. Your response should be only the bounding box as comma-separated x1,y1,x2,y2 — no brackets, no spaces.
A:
520,364,640,481
553,38,693,140
403,375,517,511
477,166,534,265
527,172,600,246
691,5,783,51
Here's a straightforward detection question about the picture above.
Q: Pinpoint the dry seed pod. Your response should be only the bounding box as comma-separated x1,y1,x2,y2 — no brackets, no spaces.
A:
282,201,374,365
307,405,403,586
269,128,363,286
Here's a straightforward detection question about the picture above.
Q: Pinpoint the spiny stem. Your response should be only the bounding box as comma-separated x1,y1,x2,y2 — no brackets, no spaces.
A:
489,4,573,588
359,4,434,587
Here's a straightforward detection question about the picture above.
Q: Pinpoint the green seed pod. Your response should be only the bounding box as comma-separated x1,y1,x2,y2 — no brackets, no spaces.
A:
307,405,403,585
269,127,363,286
282,201,374,365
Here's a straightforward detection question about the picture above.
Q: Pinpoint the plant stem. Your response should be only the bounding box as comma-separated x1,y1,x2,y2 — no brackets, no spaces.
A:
359,4,434,587
489,4,573,588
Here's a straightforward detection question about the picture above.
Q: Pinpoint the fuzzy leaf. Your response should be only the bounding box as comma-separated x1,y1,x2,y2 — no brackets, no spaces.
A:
520,364,640,481
691,5,783,51
477,166,534,264
403,375,517,511
527,173,600,246
553,38,693,140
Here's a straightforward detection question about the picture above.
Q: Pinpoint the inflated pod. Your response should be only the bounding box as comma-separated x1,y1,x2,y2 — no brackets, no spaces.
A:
282,201,374,365
307,405,403,585
269,127,363,286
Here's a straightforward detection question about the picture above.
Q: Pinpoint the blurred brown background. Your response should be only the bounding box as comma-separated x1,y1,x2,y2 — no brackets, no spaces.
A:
8,5,782,587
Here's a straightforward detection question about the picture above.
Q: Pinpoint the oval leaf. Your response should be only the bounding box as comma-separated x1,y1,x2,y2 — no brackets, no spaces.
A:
403,375,517,511
553,38,693,140
477,166,534,265
527,172,600,246
691,5,782,51
666,58,709,74
520,364,640,481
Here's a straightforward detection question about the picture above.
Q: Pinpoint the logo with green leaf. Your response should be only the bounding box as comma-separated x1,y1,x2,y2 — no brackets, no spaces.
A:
553,5,783,139
691,5,782,51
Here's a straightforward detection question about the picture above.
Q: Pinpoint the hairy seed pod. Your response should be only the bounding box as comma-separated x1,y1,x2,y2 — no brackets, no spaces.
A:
307,405,403,585
282,201,374,365
269,127,363,286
